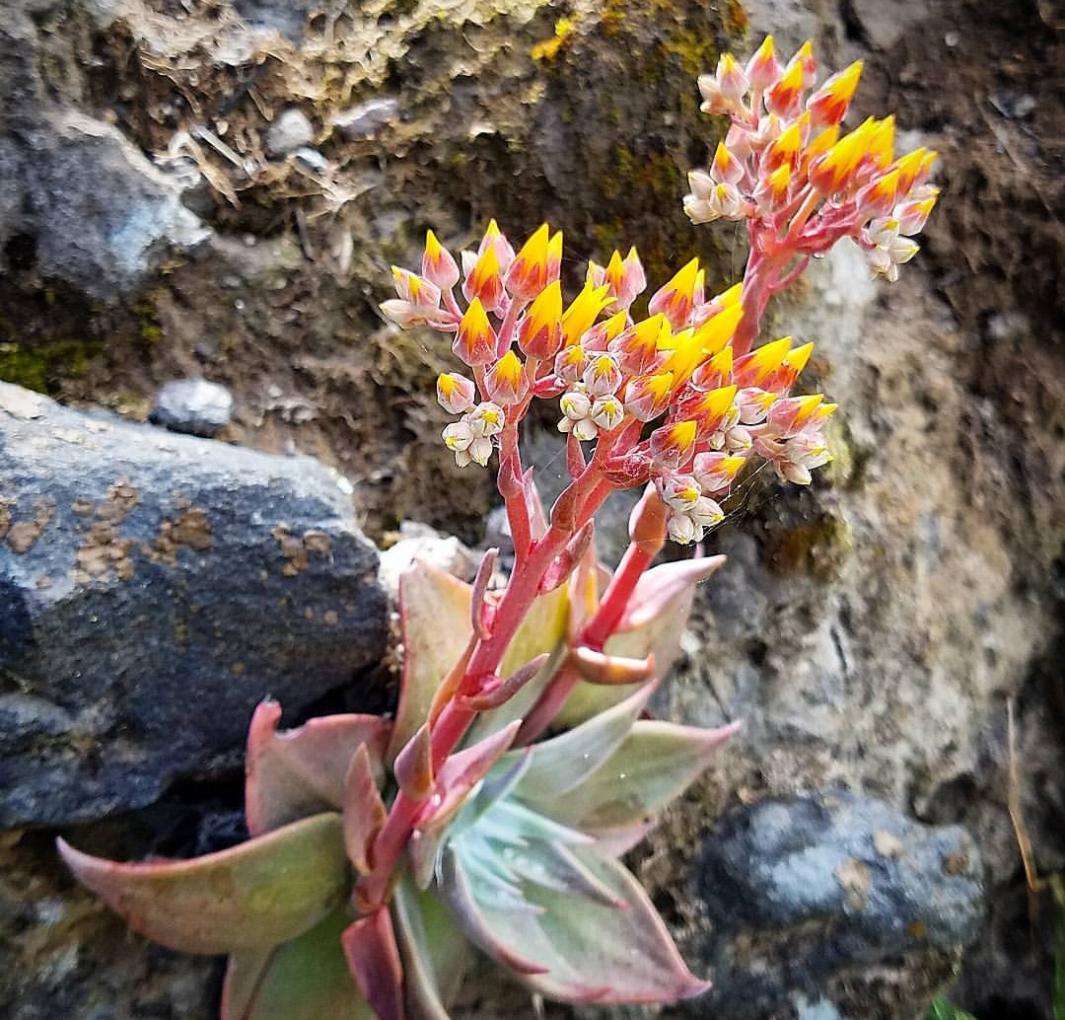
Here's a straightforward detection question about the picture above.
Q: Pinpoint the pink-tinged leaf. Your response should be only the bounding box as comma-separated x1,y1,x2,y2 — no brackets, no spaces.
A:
392,874,471,1020
221,905,373,1020
246,701,390,836
555,558,723,727
419,721,522,834
512,683,654,802
469,548,498,639
460,582,570,744
524,720,740,839
389,562,474,762
459,653,549,711
617,556,726,631
341,908,405,1020
344,745,388,875
443,844,710,1004
394,724,434,800
439,849,548,976
58,813,348,954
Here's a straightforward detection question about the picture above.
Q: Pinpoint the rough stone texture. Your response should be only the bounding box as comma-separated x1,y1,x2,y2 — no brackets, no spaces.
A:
0,381,388,828
692,792,984,1020
0,5,208,297
150,378,234,437
265,107,315,156
0,0,1063,1017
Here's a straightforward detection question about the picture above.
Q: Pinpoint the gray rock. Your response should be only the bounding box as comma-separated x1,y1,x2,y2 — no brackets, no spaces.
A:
150,378,234,438
22,112,209,299
232,0,316,40
0,382,388,828
692,791,985,1019
332,97,400,139
265,108,314,157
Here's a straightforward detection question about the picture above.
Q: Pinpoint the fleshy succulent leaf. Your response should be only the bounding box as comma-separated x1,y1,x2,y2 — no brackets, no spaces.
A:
394,723,435,800
397,562,569,750
439,848,549,975
555,558,722,726
246,701,390,836
344,744,388,875
392,873,472,1020
58,813,349,954
520,719,740,838
390,562,472,762
511,682,654,799
418,721,522,835
341,908,406,1020
441,829,709,1003
221,905,373,1020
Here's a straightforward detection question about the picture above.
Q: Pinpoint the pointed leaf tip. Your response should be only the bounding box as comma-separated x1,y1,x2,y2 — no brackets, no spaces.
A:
246,699,390,836
59,813,349,955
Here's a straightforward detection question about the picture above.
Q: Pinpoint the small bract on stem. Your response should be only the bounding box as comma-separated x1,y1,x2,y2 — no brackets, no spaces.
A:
61,35,938,1020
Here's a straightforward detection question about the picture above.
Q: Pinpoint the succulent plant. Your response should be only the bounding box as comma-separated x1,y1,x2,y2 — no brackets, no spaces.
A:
60,545,734,1018
60,33,937,1019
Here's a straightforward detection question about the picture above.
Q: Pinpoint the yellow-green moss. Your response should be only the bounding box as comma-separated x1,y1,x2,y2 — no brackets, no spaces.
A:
767,513,854,581
0,339,100,394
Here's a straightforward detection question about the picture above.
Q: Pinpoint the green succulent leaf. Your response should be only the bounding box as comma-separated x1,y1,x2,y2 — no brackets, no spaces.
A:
246,700,390,836
510,682,654,798
221,905,372,1020
389,563,472,762
440,826,709,1004
393,874,471,1020
519,719,739,849
58,813,349,955
394,560,569,756
559,598,692,724
555,559,712,726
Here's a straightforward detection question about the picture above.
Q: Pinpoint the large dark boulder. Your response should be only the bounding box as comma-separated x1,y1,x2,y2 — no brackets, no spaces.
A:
0,382,388,828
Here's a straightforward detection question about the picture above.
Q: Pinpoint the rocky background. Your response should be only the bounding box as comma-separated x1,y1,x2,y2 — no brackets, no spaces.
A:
1,0,1063,1018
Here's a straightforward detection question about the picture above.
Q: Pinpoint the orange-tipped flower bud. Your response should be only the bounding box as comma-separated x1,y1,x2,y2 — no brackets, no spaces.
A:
746,35,781,91
711,142,744,185
734,336,793,386
685,384,737,435
766,57,805,117
462,245,504,312
716,52,750,102
505,223,562,300
624,372,675,422
477,218,515,269
610,314,669,375
766,122,803,171
790,40,817,88
517,280,563,359
484,350,530,405
894,147,937,193
649,420,698,469
896,191,938,235
422,230,460,290
807,60,863,127
693,451,746,493
648,257,701,330
454,298,497,365
690,346,733,391
391,266,441,310
858,168,901,218
562,283,613,347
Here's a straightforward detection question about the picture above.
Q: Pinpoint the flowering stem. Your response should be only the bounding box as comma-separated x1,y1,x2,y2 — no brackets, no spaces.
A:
579,541,655,650
357,458,612,912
